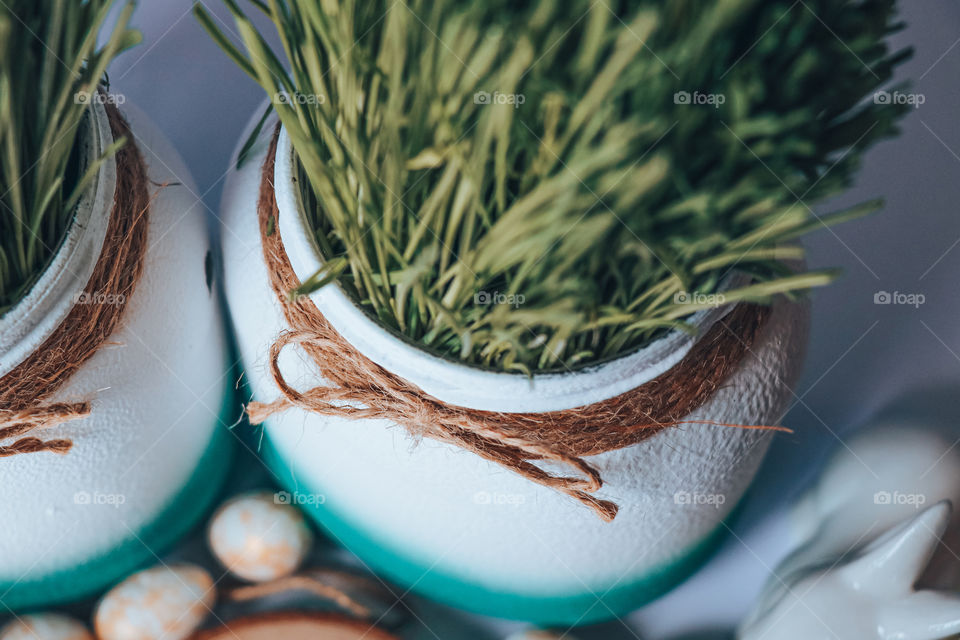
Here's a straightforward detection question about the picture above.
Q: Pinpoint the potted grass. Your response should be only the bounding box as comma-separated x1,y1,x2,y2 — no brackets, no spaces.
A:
0,0,234,609
201,0,911,624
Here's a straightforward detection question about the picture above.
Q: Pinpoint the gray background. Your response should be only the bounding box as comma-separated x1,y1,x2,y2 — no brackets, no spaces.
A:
105,2,960,638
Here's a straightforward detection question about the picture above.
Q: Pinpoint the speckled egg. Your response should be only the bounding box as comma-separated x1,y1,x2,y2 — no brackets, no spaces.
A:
207,490,313,582
94,564,215,640
0,613,93,640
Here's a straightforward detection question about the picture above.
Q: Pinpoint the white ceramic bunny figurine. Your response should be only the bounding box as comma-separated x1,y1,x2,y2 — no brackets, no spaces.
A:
740,501,960,639
739,424,960,639
785,426,960,582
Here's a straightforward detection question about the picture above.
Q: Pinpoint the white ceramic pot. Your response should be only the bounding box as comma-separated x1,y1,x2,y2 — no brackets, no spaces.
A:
220,112,810,624
0,100,234,609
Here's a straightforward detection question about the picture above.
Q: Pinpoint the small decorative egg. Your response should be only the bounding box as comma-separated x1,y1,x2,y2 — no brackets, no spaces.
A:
0,613,93,640
208,490,314,582
94,563,215,640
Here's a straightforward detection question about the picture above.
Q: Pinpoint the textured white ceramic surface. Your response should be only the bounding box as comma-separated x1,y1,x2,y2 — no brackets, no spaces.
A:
220,113,810,604
0,102,228,585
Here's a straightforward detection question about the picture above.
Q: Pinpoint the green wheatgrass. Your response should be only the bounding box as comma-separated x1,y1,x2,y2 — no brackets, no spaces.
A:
0,0,140,314
198,0,910,373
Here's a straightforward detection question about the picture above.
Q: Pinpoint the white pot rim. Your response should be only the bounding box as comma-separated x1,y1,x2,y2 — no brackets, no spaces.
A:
274,126,744,412
0,101,116,378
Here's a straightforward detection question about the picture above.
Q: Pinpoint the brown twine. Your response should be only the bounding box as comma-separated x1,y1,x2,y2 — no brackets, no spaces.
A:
227,573,372,618
248,126,779,521
0,103,150,457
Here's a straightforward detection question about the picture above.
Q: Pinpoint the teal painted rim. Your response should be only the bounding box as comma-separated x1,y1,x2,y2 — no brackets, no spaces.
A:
0,384,238,612
259,431,738,626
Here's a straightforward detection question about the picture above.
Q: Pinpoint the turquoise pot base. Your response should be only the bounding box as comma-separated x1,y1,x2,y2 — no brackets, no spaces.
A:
260,431,737,626
0,387,237,612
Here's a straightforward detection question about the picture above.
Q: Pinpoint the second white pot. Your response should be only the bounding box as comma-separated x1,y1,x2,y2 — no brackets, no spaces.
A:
0,100,234,610
220,112,810,625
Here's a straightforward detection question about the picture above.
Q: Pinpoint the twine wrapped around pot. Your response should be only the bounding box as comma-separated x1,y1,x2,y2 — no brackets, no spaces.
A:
248,127,782,521
0,104,150,457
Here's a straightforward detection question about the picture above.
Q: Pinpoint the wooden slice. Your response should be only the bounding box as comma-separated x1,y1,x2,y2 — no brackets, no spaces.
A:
193,612,400,640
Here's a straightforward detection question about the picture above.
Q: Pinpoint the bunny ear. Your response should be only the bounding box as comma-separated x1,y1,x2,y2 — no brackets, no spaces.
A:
840,500,951,596
879,591,960,640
